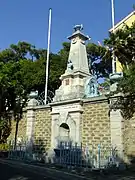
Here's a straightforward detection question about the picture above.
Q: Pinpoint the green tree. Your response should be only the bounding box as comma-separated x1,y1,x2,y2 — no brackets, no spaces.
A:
104,22,135,70
104,22,135,119
86,43,112,78
0,42,43,144
0,61,21,143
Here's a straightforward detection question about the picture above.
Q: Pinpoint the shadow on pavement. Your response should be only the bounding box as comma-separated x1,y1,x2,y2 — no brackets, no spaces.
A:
0,162,48,180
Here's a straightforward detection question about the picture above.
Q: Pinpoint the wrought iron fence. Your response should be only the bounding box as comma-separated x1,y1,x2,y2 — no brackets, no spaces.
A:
54,142,118,169
8,140,118,170
36,90,54,105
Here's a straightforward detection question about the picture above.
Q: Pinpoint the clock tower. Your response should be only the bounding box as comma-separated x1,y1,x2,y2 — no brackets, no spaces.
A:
53,25,91,102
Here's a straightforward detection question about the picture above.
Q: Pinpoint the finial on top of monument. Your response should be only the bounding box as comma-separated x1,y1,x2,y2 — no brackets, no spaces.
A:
74,24,83,32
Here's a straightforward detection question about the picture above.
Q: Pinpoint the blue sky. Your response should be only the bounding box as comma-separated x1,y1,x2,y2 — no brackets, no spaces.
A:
0,0,134,53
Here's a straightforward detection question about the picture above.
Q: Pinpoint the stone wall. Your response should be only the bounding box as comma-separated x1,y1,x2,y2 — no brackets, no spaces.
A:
9,97,111,151
8,106,51,152
8,111,27,141
82,97,111,148
123,115,135,162
34,106,51,151
8,95,135,163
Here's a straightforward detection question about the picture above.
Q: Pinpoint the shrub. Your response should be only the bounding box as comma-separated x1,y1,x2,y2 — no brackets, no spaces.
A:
0,144,10,151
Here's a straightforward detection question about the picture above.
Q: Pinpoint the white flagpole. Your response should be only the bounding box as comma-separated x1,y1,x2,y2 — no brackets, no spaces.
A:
45,8,52,105
111,0,115,33
111,0,116,74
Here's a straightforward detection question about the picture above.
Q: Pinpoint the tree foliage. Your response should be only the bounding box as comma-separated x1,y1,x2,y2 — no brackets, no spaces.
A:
0,42,47,143
104,22,135,70
105,22,135,119
86,43,112,78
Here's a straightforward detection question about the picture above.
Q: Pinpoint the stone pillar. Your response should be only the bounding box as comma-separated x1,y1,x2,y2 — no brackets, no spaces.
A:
71,112,82,145
50,114,59,149
109,72,124,159
26,98,38,143
110,108,124,158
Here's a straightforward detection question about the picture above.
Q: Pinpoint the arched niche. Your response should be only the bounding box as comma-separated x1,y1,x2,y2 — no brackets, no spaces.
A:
59,123,70,142
52,113,77,147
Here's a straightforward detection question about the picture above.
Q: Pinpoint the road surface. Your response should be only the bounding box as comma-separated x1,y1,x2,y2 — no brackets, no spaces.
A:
1,159,135,180
0,160,89,180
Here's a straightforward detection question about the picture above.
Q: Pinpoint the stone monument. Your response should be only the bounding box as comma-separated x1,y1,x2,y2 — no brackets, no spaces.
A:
53,24,91,102
51,25,92,149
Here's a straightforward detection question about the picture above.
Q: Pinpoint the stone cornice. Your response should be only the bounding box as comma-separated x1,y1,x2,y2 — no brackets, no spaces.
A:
50,98,83,107
24,104,51,111
22,94,124,112
83,95,108,104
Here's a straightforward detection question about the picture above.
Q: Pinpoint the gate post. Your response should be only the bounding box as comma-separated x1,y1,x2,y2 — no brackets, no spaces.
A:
26,91,38,146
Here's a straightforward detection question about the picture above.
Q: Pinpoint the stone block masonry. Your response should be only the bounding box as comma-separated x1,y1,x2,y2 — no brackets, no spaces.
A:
34,106,52,151
9,97,111,151
123,115,135,163
82,97,111,148
8,111,27,141
8,105,52,153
